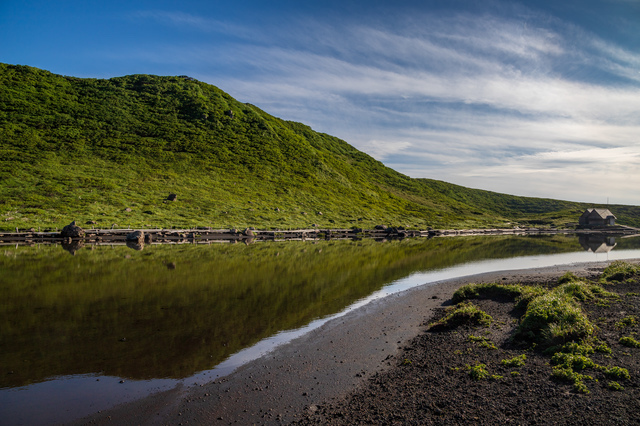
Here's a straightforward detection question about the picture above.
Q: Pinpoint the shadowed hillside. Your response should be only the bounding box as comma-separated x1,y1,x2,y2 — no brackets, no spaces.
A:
1,63,638,230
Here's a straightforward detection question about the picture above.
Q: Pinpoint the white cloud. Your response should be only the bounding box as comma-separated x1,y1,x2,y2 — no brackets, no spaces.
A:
129,6,640,204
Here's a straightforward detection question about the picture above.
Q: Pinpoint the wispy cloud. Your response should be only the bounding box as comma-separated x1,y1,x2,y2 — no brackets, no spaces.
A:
129,10,252,38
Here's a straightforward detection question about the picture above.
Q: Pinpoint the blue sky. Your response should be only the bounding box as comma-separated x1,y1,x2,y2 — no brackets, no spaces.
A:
2,0,639,205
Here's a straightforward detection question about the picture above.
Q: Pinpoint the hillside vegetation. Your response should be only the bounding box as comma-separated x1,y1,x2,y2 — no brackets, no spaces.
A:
1,63,638,231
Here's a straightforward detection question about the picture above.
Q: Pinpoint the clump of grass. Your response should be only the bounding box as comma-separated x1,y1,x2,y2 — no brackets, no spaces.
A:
515,289,595,347
619,336,640,348
594,341,612,354
547,339,630,393
603,366,630,381
555,280,617,302
514,278,616,347
429,301,492,331
468,334,497,349
551,352,597,371
467,363,489,380
616,316,637,329
553,341,594,356
557,271,580,284
600,261,640,284
501,354,526,368
452,282,546,309
551,366,593,394
607,381,624,391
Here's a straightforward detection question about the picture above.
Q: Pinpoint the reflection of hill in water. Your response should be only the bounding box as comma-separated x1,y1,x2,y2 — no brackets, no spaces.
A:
579,234,617,253
0,235,588,388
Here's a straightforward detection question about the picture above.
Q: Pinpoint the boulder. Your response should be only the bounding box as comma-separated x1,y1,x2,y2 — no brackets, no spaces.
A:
126,230,145,244
61,221,85,238
243,228,255,237
167,193,178,202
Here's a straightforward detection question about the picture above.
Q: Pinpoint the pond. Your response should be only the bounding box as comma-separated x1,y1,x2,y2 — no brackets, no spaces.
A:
1,233,640,424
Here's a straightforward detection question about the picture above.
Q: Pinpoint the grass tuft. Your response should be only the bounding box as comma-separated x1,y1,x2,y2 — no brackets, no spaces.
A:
501,354,526,367
429,301,493,331
467,363,489,380
615,316,637,329
600,261,640,284
619,336,640,348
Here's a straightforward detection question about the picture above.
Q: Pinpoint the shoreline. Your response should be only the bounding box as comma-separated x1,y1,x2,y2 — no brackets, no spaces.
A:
73,260,626,425
2,225,639,247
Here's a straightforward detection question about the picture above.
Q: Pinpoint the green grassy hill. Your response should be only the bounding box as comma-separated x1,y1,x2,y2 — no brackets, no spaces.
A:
1,63,638,231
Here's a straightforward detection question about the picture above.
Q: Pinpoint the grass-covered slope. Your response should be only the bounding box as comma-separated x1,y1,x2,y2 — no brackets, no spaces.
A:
1,63,638,230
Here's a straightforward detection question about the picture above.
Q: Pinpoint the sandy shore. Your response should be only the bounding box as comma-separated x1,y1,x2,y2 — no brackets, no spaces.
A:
75,260,622,425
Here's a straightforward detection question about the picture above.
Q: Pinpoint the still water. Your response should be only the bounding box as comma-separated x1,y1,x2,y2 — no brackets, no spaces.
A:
1,234,640,424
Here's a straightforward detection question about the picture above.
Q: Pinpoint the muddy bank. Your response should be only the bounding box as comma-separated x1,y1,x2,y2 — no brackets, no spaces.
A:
73,261,625,425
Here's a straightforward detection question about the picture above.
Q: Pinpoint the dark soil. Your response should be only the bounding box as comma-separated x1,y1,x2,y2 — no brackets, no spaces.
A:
296,270,640,425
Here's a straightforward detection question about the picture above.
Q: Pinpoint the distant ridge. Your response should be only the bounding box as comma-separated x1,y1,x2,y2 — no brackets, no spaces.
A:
1,63,639,230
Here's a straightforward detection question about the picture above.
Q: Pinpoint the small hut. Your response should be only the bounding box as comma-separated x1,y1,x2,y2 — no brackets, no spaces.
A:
578,208,616,227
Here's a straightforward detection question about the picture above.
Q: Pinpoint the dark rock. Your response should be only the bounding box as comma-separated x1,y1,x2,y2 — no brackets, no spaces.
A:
144,233,153,244
375,225,388,230
167,262,176,270
126,230,145,244
225,110,234,118
167,193,178,202
62,240,85,255
85,220,97,225
126,241,144,251
61,221,85,238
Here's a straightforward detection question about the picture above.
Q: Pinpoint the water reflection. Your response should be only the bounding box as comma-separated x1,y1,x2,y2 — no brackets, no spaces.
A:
2,234,640,391
579,234,617,253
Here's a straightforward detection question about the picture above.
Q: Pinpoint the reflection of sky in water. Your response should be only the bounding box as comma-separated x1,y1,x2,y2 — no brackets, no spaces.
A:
2,244,640,425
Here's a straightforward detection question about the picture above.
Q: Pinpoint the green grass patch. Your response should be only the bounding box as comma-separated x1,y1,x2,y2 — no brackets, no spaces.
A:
501,354,526,367
551,366,593,394
600,261,640,284
429,301,493,331
515,290,595,347
452,282,546,309
603,366,631,381
616,316,638,329
607,381,624,391
467,363,490,380
551,352,597,371
468,334,497,349
619,336,640,348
